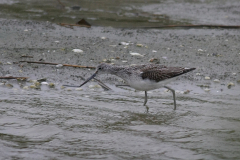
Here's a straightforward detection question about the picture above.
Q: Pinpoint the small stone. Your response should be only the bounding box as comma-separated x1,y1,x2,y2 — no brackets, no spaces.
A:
24,29,28,32
232,73,237,76
56,64,63,68
34,82,41,87
61,86,65,89
204,88,210,92
196,73,201,76
198,49,204,52
205,76,211,80
54,41,60,43
227,82,235,87
136,44,144,47
101,37,106,40
29,85,37,89
152,50,157,53
23,86,29,90
119,42,129,46
48,83,55,88
37,78,47,82
41,82,48,85
213,79,220,83
129,52,144,57
72,49,83,53
122,61,128,63
6,62,12,65
29,80,37,83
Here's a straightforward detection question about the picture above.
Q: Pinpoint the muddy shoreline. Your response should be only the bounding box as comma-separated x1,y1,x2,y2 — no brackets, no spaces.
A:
1,19,239,85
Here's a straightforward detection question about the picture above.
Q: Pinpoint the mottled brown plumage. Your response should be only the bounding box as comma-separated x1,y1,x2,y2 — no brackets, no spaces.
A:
78,63,196,110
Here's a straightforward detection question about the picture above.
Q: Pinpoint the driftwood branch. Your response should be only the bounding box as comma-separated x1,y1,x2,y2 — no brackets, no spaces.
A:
19,61,96,69
0,77,28,80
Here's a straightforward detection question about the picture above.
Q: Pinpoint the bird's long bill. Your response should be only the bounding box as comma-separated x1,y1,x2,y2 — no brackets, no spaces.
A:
79,71,98,87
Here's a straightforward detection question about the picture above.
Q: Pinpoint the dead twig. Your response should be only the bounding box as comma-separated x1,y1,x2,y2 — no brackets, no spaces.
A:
21,55,33,58
0,77,28,80
19,61,96,69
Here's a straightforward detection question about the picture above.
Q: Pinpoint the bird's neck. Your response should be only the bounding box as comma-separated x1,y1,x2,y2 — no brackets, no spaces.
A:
109,65,125,74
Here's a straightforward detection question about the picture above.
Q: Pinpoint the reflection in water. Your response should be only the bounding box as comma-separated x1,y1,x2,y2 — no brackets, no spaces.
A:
0,84,240,159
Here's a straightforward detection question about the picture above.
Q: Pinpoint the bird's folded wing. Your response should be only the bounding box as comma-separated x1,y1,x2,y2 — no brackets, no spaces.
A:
141,67,186,82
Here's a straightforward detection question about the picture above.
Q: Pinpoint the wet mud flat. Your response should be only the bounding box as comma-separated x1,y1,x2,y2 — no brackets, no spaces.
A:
0,20,240,159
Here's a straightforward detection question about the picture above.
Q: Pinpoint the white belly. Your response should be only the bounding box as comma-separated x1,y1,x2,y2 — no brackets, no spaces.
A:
126,78,174,91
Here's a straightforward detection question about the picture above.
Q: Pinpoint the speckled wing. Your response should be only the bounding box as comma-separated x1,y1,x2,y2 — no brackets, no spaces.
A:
141,67,195,82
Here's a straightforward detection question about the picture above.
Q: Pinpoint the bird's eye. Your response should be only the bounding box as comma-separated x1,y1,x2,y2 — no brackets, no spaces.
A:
98,67,102,70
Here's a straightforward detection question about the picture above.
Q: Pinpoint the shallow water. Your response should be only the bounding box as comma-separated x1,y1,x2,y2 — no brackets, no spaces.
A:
1,0,239,27
1,81,240,159
1,0,240,159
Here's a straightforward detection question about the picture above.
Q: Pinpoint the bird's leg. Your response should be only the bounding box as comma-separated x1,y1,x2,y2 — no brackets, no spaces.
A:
164,86,176,110
143,91,148,106
143,91,149,113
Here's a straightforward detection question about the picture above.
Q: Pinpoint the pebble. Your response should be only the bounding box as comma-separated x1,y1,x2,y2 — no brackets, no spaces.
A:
213,79,220,83
122,61,128,63
227,82,235,87
34,82,41,87
72,49,83,53
54,41,60,43
204,88,210,92
136,44,144,47
56,64,63,68
101,37,106,40
6,62,12,65
37,78,47,82
196,73,201,76
205,76,211,80
29,85,37,89
23,86,29,90
130,52,144,57
48,83,55,88
232,73,237,76
119,42,129,46
152,50,157,53
198,49,204,52
41,82,48,85
29,80,37,83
